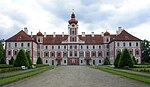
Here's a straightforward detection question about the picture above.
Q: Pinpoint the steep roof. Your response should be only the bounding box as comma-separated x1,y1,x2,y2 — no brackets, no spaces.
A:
112,30,141,41
6,30,33,42
78,35,103,45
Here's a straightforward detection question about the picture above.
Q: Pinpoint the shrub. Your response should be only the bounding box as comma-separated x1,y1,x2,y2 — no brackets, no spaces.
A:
14,49,29,67
36,57,43,64
0,67,21,73
132,56,137,65
33,64,49,67
0,64,13,68
9,57,14,65
26,51,32,67
114,51,122,68
0,40,6,64
104,56,110,65
118,48,134,68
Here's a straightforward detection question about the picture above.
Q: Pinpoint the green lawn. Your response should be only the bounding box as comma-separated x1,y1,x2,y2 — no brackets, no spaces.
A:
91,66,150,84
0,66,55,86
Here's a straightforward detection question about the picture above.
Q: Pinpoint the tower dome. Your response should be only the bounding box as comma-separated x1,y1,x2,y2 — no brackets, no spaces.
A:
68,12,78,24
104,31,110,36
37,31,43,36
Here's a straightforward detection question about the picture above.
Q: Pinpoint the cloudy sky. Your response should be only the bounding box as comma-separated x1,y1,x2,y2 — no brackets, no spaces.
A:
0,0,150,40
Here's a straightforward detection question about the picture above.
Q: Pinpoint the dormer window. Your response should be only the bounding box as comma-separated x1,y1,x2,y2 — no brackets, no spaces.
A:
38,38,40,42
72,24,75,27
106,38,109,42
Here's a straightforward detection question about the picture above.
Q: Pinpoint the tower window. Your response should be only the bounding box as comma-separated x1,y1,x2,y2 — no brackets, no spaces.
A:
70,51,72,56
72,37,74,41
15,43,17,47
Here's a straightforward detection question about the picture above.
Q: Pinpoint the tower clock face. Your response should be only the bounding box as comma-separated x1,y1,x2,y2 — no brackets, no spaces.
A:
72,24,75,27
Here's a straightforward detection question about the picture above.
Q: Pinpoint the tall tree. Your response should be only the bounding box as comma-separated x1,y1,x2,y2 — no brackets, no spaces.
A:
104,56,110,65
14,49,29,67
141,39,150,63
118,48,134,68
26,51,32,66
114,51,122,68
9,56,14,65
0,40,6,64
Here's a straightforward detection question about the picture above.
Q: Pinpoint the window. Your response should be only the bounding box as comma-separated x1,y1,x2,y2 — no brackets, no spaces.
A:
70,45,72,49
38,38,40,42
72,30,74,35
117,42,120,47
106,38,109,42
86,52,90,56
129,42,132,46
58,46,60,49
98,51,102,57
8,43,11,47
136,50,139,55
45,52,49,57
21,43,24,47
64,46,66,49
14,50,17,55
57,52,61,56
80,52,84,57
63,52,67,57
45,46,48,49
107,52,109,56
93,45,95,49
93,60,95,65
70,51,72,56
51,52,55,57
99,60,101,63
15,43,17,47
136,42,138,47
87,46,88,49
99,45,101,49
81,45,83,49
75,45,77,49
129,50,133,55
75,51,77,56
123,42,126,47
52,46,54,49
92,52,96,57
64,60,66,63
28,43,30,47
8,51,11,55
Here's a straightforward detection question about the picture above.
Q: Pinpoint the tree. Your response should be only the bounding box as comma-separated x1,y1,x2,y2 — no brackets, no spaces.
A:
104,56,110,65
141,39,150,63
36,57,43,64
14,49,29,67
118,48,134,68
9,56,14,65
0,40,6,64
26,51,32,67
132,56,137,65
114,51,122,68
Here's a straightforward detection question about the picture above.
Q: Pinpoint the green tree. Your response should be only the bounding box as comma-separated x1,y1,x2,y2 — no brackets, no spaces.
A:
114,51,122,68
104,56,110,65
118,48,134,68
14,49,29,67
36,57,43,64
0,40,6,64
26,51,32,67
141,39,150,63
132,56,137,65
9,56,14,65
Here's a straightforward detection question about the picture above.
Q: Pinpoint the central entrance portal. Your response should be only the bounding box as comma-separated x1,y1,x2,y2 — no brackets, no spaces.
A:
68,58,79,65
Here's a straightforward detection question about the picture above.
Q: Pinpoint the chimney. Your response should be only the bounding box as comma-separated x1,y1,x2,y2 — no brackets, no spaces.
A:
44,32,46,38
24,27,28,34
91,32,94,37
117,27,123,35
62,32,64,37
53,32,56,37
82,32,85,37
31,32,33,38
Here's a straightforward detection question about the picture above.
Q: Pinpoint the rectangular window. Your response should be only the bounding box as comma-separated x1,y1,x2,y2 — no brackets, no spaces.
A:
129,42,132,46
21,43,24,47
81,45,83,49
99,60,101,63
38,38,40,42
70,45,72,49
46,60,48,63
81,60,83,63
58,46,60,49
136,42,138,46
9,43,11,47
87,46,88,49
28,43,30,47
86,52,90,56
45,52,49,57
117,42,119,47
52,46,54,49
92,52,96,57
72,37,74,41
57,52,61,56
80,52,84,57
45,46,48,49
75,51,77,56
99,45,101,49
93,60,95,65
15,43,17,47
70,51,72,56
136,50,139,55
15,51,17,55
8,51,11,55
93,45,95,49
63,52,67,57
123,42,126,47
64,46,66,49
51,52,55,57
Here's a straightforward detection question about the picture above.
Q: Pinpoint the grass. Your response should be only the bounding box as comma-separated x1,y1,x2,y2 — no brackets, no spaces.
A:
91,66,150,84
0,66,55,86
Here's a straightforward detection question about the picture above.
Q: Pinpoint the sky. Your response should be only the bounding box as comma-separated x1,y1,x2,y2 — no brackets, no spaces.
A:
0,0,150,40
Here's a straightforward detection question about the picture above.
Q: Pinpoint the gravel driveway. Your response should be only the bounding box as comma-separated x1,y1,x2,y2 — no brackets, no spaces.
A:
2,66,150,87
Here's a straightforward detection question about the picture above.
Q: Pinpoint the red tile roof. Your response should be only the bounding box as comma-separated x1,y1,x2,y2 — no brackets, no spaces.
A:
6,30,33,42
111,30,141,41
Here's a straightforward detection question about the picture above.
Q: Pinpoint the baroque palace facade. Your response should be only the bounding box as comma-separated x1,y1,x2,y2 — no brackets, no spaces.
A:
5,12,142,65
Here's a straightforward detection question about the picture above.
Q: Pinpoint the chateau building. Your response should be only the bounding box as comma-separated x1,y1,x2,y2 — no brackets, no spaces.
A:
5,12,142,65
